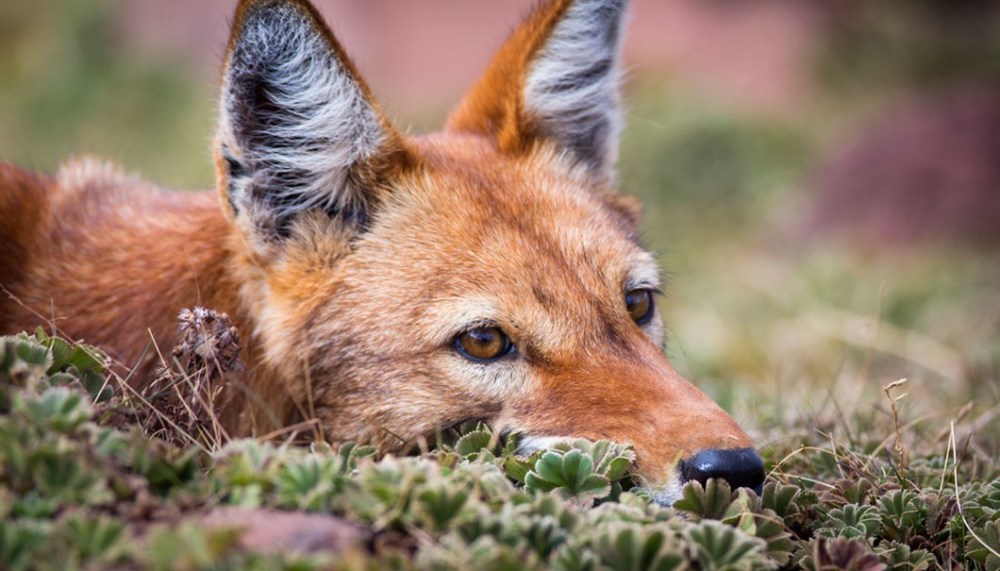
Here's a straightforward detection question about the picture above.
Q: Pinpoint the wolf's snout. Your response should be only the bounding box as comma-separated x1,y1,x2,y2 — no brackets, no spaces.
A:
680,448,765,495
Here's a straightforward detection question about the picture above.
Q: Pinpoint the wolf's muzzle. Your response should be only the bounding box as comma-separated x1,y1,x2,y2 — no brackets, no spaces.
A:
680,447,766,495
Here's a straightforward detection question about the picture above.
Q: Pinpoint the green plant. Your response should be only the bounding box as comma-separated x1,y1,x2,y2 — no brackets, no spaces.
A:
1,330,998,570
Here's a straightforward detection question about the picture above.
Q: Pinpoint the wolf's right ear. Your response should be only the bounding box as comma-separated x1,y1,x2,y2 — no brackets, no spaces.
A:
215,0,410,249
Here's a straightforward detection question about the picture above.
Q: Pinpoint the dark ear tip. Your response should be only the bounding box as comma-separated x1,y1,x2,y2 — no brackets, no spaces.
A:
236,0,310,13
227,0,332,68
232,0,320,31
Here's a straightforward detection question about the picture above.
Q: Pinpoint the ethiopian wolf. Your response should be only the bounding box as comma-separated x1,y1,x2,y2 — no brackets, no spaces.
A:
0,0,764,503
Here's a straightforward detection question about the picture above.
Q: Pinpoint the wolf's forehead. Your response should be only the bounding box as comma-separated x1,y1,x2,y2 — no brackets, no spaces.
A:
399,138,645,275
385,136,659,303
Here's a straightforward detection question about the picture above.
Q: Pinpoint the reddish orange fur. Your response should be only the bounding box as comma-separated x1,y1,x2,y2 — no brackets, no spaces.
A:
447,0,574,155
0,0,755,493
1,160,237,367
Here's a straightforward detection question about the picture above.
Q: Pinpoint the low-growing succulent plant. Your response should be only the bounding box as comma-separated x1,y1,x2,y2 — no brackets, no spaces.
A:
2,330,999,570
816,503,882,540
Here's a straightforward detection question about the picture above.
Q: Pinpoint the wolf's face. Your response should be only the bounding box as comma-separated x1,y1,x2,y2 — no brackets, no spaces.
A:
216,0,763,504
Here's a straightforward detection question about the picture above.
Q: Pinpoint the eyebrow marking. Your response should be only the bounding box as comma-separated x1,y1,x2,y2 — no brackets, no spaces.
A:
420,296,503,346
625,251,662,290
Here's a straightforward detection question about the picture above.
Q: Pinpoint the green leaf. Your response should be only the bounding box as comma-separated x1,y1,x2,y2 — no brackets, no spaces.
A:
415,484,470,532
143,523,241,570
456,429,494,459
966,520,1000,569
14,334,52,370
58,514,129,564
752,510,795,565
336,441,376,473
878,490,927,543
276,455,344,511
503,453,539,484
0,520,51,571
588,440,637,482
526,450,611,501
817,504,882,540
687,520,772,570
799,537,884,571
761,482,802,524
591,523,688,571
553,543,601,571
876,541,935,571
674,479,734,521
18,386,92,433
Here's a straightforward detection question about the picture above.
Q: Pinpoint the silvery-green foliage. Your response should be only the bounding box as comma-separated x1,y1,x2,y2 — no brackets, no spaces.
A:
3,331,1000,570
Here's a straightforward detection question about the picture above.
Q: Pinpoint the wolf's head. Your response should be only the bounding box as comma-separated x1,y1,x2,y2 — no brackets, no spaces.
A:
214,0,763,505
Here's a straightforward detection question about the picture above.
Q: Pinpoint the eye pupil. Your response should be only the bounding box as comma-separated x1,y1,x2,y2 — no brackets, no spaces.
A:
626,289,654,325
455,327,511,362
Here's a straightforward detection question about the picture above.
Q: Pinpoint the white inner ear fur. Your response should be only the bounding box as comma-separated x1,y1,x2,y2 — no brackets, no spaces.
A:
523,0,628,177
219,4,386,226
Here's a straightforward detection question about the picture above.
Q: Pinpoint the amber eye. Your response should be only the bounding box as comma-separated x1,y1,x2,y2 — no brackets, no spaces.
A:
625,288,655,325
454,327,513,362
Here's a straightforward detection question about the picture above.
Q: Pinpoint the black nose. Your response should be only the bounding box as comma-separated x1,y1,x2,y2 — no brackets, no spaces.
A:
680,448,765,495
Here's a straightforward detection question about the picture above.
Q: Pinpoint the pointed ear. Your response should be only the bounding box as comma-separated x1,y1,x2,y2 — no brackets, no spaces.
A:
446,0,628,179
215,0,410,246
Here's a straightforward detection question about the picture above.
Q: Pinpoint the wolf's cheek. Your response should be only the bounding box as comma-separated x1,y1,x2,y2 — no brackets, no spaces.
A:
436,353,537,406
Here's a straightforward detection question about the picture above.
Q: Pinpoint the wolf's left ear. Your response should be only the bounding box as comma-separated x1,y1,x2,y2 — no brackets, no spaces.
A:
447,0,628,179
215,0,410,246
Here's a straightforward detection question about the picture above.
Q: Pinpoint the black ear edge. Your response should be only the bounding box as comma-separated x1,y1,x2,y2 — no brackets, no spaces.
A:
521,0,629,176
217,0,402,241
226,0,377,105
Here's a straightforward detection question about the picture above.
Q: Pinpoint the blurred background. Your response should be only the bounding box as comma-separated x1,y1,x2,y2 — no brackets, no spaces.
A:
2,0,999,441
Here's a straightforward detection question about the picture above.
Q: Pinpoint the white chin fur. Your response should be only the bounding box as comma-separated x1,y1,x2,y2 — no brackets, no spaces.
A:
650,475,685,506
516,435,575,455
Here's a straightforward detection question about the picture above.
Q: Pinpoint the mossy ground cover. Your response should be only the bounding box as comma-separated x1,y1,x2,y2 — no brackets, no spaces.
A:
2,330,998,570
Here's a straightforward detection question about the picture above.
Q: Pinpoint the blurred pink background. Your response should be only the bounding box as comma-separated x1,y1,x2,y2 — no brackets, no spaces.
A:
4,0,999,248
123,0,820,115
